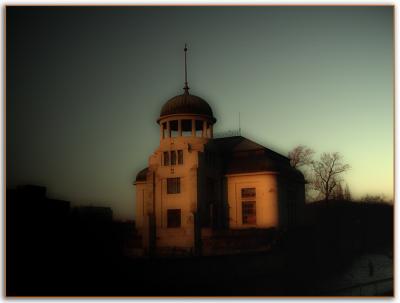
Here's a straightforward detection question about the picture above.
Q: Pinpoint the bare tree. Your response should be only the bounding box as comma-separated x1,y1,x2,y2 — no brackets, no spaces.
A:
311,152,350,202
288,145,316,202
288,145,315,168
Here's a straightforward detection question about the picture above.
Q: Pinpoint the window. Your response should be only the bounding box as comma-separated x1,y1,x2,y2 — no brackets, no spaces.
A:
163,151,169,166
181,120,192,137
170,120,178,137
195,120,203,137
171,151,177,165
163,151,183,166
167,177,180,194
241,188,256,198
162,122,168,138
167,209,181,228
242,201,256,224
177,150,183,164
241,188,256,225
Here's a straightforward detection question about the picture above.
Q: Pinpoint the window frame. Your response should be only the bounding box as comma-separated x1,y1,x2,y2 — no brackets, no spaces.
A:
163,151,169,166
241,187,256,225
167,209,181,228
177,150,183,164
167,177,181,194
242,201,256,225
171,151,177,165
241,187,256,199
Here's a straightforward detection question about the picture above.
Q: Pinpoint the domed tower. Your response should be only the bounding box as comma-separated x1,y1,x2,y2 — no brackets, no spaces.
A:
134,45,220,255
157,45,216,144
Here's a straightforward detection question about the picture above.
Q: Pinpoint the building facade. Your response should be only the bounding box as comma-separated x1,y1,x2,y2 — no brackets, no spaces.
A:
134,50,305,255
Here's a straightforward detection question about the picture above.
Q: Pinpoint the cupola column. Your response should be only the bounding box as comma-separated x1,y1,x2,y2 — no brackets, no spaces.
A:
160,123,164,139
191,119,195,137
178,119,182,136
167,121,171,138
202,120,207,137
210,124,213,138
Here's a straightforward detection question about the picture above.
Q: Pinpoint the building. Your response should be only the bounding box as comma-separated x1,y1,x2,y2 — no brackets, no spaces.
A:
134,47,305,255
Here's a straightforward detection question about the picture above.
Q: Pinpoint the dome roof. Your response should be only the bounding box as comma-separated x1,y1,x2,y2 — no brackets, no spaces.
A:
135,167,148,183
159,92,216,123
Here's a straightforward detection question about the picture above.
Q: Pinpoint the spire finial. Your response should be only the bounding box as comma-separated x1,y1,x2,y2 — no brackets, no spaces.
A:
183,43,189,94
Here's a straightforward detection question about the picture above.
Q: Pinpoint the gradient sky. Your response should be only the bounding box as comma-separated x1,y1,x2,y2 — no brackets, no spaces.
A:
7,6,393,220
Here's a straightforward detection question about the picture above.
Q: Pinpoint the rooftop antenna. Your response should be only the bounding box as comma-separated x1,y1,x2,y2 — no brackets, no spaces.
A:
239,112,241,136
183,43,189,94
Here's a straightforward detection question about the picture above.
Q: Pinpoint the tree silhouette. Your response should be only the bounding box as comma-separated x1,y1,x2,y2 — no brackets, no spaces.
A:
311,152,350,202
288,145,315,201
360,194,389,203
288,145,315,168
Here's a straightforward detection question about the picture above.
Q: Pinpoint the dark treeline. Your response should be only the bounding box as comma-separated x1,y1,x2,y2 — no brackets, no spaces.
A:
278,199,393,294
6,185,393,296
306,199,393,255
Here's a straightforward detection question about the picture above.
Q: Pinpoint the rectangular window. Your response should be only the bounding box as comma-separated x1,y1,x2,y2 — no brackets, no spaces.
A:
171,151,177,165
241,188,256,198
170,120,178,137
163,151,169,166
242,201,256,224
177,150,183,164
181,120,192,137
167,209,181,228
167,177,180,194
195,120,203,137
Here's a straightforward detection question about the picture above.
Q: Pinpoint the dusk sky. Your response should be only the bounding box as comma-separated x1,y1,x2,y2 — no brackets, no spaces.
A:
7,6,393,220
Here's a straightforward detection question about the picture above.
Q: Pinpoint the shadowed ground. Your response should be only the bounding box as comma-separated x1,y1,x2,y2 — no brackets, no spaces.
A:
6,186,393,296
